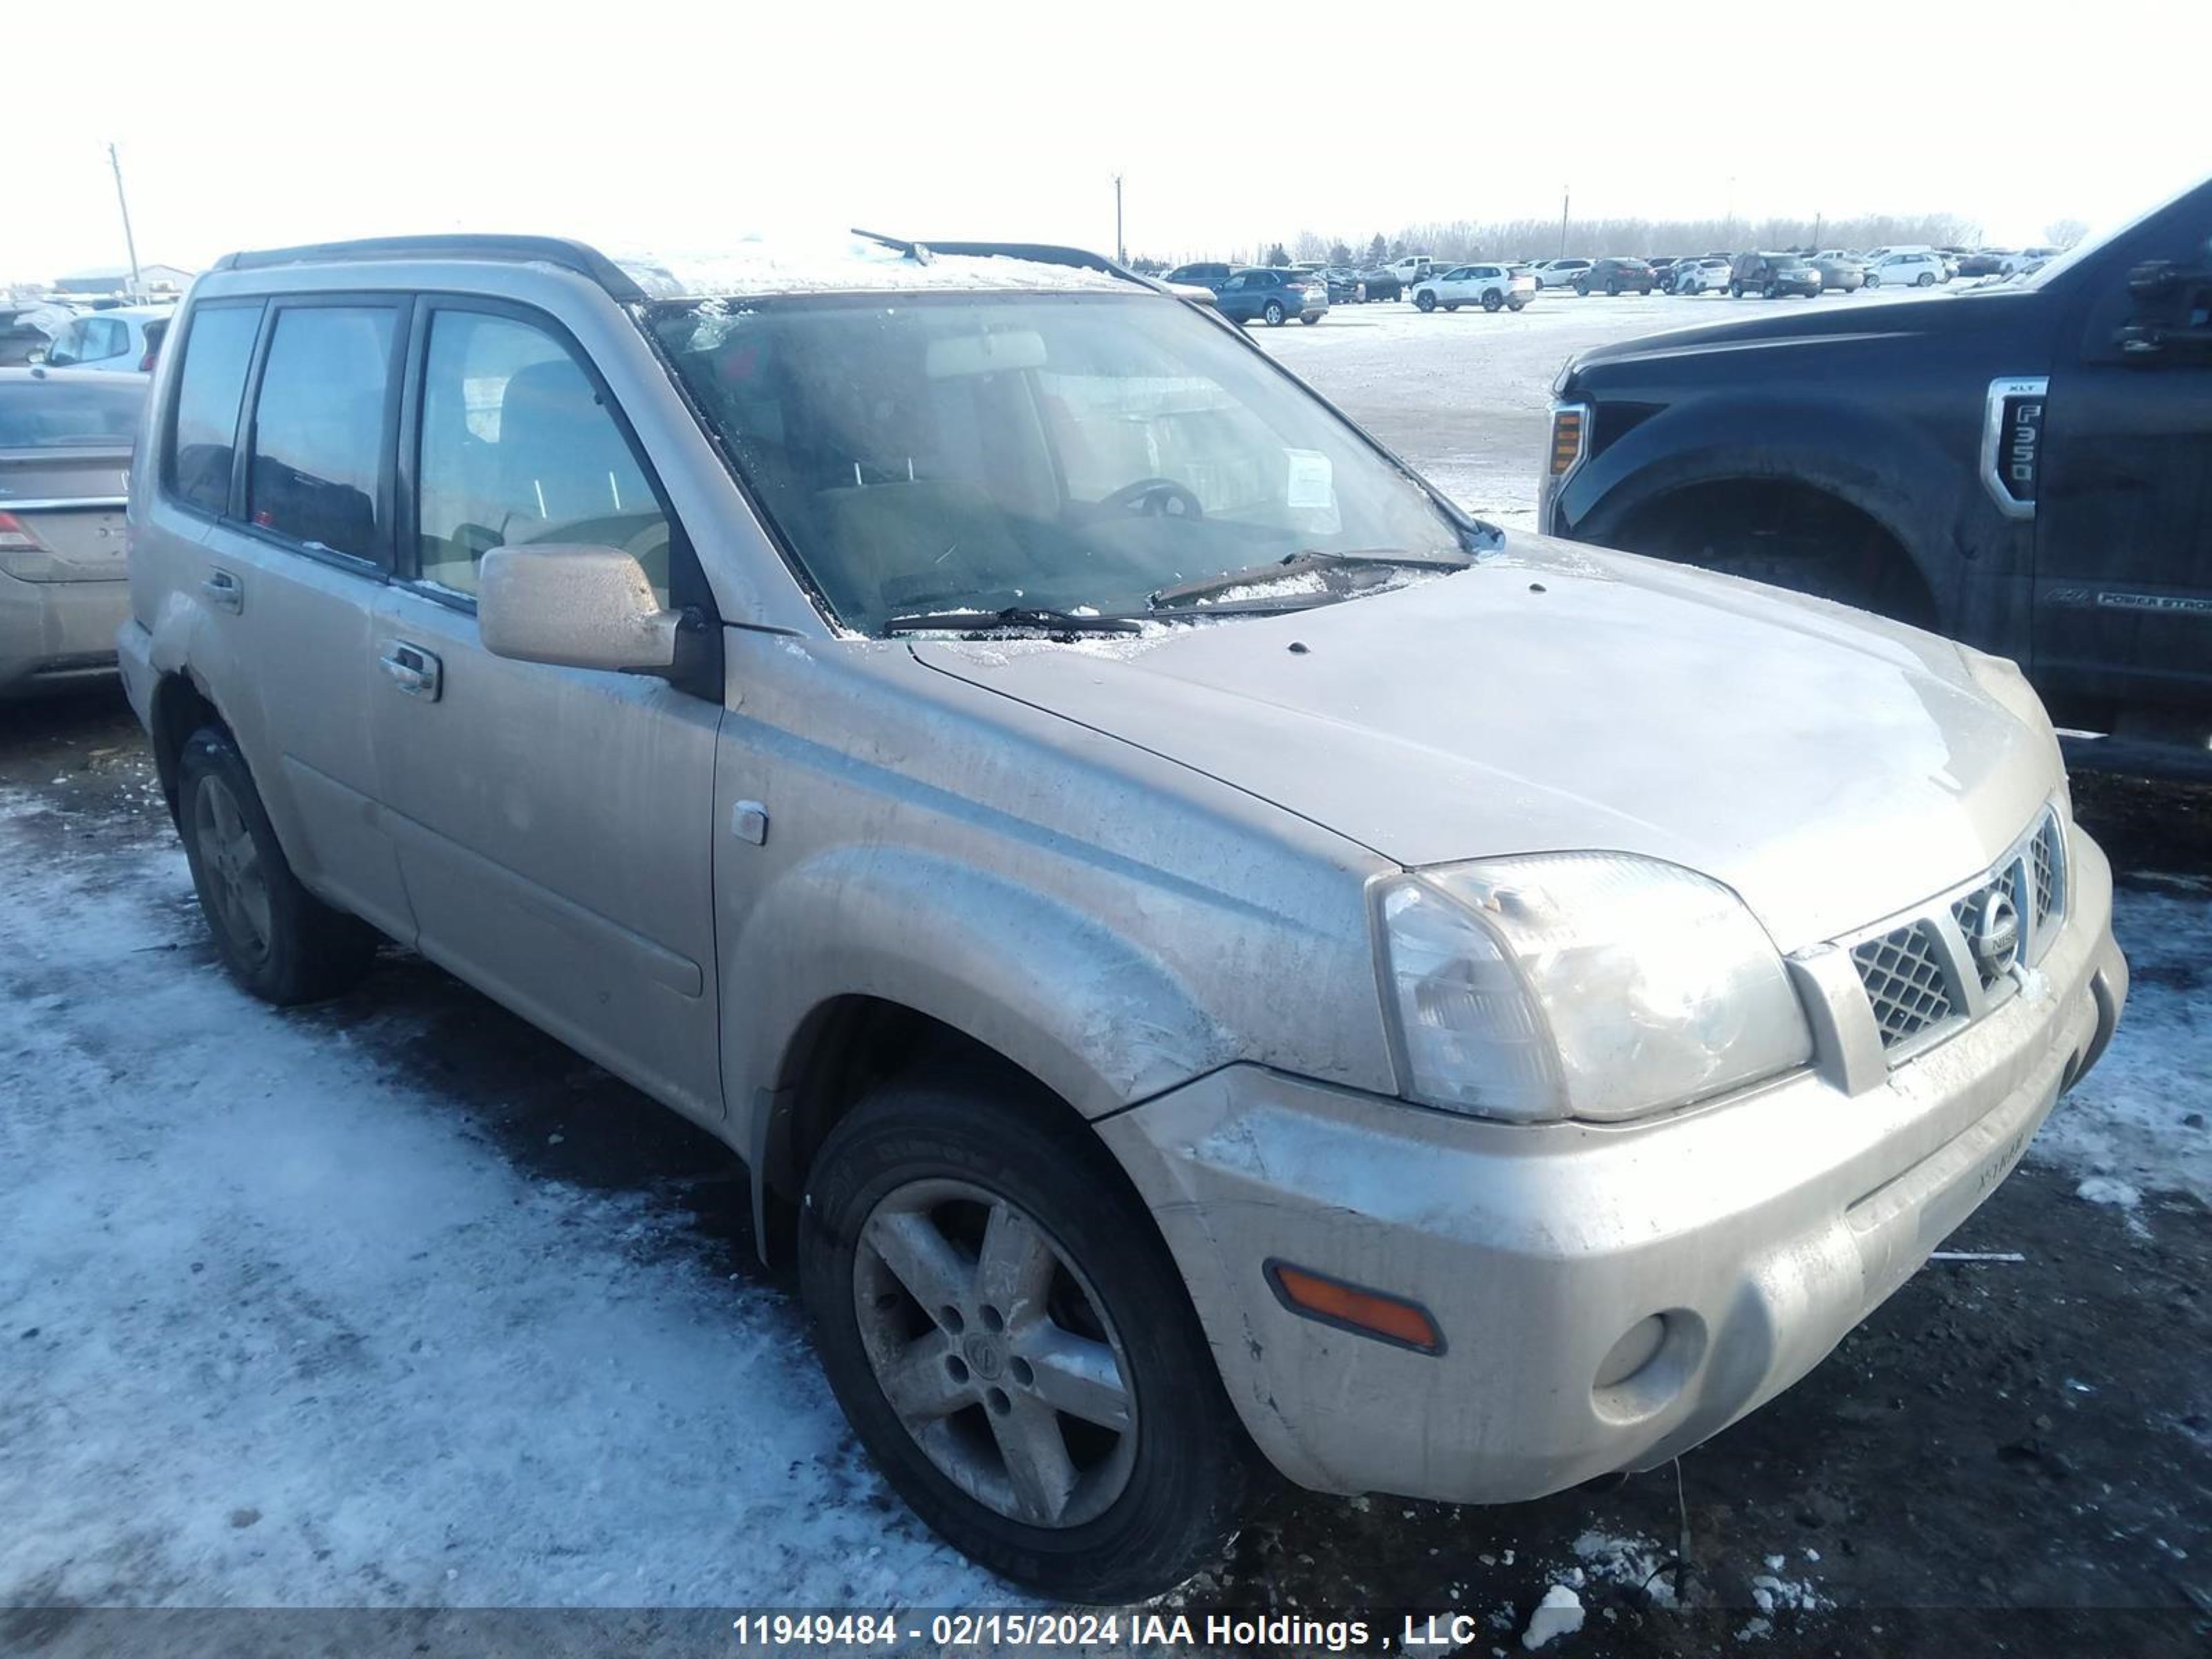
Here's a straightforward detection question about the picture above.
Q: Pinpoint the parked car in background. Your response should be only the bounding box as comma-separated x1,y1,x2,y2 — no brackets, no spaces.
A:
1161,262,1232,291
1668,257,1734,296
1958,250,2012,278
2002,247,2063,276
1730,252,1821,298
1358,263,1404,301
1318,266,1365,303
1808,252,1866,293
1859,244,1931,270
1575,258,1656,297
1546,173,2212,771
122,230,2128,1604
41,305,173,373
1215,266,1329,326
0,367,146,695
1412,264,1536,313
1864,251,1947,288
1,304,79,368
1535,258,1592,289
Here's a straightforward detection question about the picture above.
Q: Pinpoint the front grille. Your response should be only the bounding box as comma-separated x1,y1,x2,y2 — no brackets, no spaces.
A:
1837,804,2069,1065
1850,924,1954,1045
2030,815,2064,928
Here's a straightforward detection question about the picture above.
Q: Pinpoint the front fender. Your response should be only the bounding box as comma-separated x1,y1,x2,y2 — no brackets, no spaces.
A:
727,843,1239,1165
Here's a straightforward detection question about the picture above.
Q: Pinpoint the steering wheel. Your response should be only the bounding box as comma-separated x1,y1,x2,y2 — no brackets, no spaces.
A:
1098,477,1205,520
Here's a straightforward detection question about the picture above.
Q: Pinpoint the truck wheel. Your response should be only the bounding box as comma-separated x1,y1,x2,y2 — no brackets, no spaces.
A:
1416,290,1437,312
1262,299,1286,326
1482,289,1503,312
176,727,377,1005
800,1065,1250,1603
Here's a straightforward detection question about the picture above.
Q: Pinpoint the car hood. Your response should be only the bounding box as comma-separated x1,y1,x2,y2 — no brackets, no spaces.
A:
912,536,2059,953
1564,285,2047,376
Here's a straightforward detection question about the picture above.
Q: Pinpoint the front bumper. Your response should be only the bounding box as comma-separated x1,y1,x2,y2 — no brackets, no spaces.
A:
0,570,129,696
1098,829,2126,1503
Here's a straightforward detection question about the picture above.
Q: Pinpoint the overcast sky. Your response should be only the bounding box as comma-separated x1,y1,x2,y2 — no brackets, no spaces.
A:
10,0,2202,283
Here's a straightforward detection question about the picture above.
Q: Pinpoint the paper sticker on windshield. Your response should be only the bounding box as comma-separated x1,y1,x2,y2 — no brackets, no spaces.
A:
1284,449,1334,511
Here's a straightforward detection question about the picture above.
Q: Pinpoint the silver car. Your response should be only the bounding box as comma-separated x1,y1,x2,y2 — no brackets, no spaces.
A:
1,368,144,695
119,235,2127,1603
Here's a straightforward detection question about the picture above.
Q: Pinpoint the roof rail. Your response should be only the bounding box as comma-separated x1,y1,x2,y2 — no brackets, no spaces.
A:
208,235,645,302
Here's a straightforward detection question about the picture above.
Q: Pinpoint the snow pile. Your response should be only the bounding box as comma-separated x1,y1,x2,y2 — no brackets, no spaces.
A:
2030,884,2212,1203
1519,1584,1584,1650
0,806,1000,1609
1569,1529,1678,1606
2074,1175,2141,1210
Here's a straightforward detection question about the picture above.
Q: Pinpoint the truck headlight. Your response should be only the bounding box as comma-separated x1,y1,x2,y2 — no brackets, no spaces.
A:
1376,854,1812,1123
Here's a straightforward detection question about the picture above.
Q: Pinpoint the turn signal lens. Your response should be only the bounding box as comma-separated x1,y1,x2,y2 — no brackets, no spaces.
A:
1266,1261,1443,1355
1547,404,1588,478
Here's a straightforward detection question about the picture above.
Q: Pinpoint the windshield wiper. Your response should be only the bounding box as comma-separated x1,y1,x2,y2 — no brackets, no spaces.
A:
883,606,1145,637
1147,549,1467,610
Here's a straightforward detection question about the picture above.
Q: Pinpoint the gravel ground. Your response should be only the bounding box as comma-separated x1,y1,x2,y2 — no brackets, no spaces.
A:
3,288,2208,1659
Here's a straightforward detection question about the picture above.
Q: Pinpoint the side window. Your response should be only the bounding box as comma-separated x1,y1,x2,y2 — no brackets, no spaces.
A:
413,309,669,604
45,320,88,366
245,305,397,561
165,303,263,516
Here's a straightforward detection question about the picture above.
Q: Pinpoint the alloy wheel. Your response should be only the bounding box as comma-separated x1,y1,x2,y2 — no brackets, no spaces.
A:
852,1177,1139,1529
191,776,273,964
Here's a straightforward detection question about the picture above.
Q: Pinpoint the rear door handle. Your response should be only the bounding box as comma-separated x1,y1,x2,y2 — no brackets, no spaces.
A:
201,569,243,613
379,641,443,702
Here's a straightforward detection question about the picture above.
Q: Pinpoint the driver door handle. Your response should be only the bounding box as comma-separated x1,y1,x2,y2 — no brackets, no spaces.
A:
379,641,442,702
201,568,243,613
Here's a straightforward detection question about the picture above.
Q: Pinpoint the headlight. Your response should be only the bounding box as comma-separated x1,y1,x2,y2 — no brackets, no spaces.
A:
1376,854,1812,1123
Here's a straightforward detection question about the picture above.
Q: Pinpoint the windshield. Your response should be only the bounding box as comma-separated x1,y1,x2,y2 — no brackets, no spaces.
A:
650,292,1469,634
0,378,147,448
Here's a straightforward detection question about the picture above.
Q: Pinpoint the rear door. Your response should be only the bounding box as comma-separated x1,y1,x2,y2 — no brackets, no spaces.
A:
185,294,417,939
369,297,725,1119
2034,182,2212,717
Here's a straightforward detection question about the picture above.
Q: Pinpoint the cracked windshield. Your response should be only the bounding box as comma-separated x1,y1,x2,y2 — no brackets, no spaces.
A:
650,293,1472,633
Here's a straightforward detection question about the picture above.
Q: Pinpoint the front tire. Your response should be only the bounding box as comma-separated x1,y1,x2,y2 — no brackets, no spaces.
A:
800,1067,1250,1603
176,727,377,1004
1865,273,1882,289
1415,290,1437,312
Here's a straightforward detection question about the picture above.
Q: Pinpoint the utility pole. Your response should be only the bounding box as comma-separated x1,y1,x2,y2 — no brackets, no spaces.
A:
108,142,142,301
1112,174,1125,266
1812,211,1824,250
1559,185,1571,258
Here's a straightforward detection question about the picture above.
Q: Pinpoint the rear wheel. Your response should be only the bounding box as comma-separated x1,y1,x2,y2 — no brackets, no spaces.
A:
1729,281,1744,297
1604,278,1620,296
800,1067,1250,1603
1915,271,1936,287
1262,299,1286,326
1482,289,1503,312
1506,294,1526,310
176,727,377,1004
1299,312,1320,324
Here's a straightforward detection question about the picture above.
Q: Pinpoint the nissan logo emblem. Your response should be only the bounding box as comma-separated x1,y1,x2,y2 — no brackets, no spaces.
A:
1969,891,2022,980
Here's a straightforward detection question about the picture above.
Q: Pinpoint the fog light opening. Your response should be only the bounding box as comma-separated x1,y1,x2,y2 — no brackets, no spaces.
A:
1264,1260,1445,1356
1591,1309,1706,1425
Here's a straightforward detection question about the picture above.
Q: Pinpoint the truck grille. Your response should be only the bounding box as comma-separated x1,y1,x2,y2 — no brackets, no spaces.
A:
1850,924,1953,1044
1839,805,2068,1064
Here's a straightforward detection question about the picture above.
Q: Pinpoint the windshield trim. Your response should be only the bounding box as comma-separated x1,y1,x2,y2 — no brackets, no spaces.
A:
637,289,1497,638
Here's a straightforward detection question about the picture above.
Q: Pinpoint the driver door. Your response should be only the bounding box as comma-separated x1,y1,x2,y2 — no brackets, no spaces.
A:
370,297,727,1121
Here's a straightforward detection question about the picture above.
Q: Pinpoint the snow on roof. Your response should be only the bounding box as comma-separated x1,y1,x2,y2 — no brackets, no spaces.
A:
615,235,1133,300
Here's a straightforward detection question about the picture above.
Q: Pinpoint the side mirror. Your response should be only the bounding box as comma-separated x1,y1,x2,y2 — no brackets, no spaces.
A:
478,543,681,673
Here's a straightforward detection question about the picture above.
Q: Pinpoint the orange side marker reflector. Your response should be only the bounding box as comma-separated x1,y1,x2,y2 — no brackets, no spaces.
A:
1265,1260,1445,1355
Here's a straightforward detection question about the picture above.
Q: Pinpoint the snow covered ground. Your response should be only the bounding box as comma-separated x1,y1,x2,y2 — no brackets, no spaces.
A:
2,287,2206,1644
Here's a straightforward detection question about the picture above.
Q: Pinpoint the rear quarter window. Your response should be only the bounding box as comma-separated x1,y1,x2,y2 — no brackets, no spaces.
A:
165,303,264,515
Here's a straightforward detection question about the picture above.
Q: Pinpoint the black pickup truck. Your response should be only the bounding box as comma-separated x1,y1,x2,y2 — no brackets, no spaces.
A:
1543,175,2212,772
